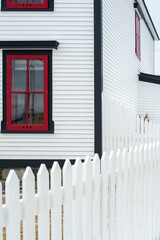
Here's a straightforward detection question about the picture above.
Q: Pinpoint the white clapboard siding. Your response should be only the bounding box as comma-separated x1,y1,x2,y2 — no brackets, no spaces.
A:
37,165,50,240
103,0,154,112
51,162,62,240
1,143,160,239
0,0,94,160
22,167,35,240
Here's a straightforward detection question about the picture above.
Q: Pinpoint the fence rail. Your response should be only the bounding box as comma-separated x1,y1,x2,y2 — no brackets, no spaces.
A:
1,142,160,240
102,93,160,154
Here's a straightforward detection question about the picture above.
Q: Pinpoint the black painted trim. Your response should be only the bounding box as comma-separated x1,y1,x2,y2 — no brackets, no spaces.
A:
0,41,59,49
1,50,54,133
1,0,54,11
94,0,102,157
139,72,160,85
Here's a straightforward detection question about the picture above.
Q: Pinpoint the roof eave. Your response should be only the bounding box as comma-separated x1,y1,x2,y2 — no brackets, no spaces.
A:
136,0,159,41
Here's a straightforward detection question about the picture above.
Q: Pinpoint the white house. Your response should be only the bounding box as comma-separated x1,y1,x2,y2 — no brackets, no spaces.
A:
0,0,159,168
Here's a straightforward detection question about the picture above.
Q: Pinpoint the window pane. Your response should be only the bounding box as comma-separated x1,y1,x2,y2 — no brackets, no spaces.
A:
11,0,27,3
28,93,44,125
11,60,27,91
11,93,27,125
28,0,44,3
29,59,44,91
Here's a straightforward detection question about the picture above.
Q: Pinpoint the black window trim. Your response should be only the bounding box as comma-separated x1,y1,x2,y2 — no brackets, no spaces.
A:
1,50,54,133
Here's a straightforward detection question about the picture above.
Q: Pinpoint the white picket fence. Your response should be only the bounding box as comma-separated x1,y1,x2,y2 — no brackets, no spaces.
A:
102,93,160,154
1,142,160,240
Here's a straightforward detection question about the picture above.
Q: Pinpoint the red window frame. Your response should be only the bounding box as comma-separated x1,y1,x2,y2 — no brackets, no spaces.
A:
135,12,141,59
6,55,48,131
6,0,48,9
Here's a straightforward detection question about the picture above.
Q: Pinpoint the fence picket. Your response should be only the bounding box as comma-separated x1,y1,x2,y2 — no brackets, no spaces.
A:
92,154,101,240
23,167,35,240
101,152,109,240
73,158,83,240
37,164,49,240
6,170,20,240
83,156,93,240
109,151,116,240
63,160,73,240
51,162,62,240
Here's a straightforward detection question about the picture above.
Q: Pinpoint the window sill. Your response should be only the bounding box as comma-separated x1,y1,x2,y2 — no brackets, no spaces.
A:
1,120,54,133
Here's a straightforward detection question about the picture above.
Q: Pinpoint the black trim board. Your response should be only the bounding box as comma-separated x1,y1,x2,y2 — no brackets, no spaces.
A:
1,0,54,11
94,0,102,157
0,41,59,49
1,50,54,133
0,160,76,169
139,72,160,85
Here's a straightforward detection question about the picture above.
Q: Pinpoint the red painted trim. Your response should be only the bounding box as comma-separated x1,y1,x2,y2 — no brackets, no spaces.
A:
6,55,48,131
6,0,48,9
135,12,141,59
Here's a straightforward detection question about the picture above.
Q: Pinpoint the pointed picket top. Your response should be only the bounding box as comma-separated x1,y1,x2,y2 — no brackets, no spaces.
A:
117,149,122,170
93,153,100,166
38,164,49,178
23,167,35,182
134,146,138,165
122,148,128,170
109,150,116,170
6,170,19,185
129,147,134,168
51,161,61,175
75,157,82,168
84,155,92,165
63,159,72,172
101,152,107,163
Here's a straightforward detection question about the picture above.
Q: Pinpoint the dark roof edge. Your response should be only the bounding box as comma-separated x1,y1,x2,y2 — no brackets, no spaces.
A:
139,72,160,84
135,0,159,40
0,41,59,49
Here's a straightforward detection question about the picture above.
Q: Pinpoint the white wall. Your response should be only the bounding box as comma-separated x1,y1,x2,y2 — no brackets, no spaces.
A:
102,0,155,112
0,0,94,159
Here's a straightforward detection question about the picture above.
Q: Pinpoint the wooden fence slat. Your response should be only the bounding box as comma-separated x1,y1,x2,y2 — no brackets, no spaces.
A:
6,170,20,240
101,152,109,240
63,160,73,240
37,164,50,240
51,162,62,240
109,151,116,240
83,155,93,240
73,158,83,240
23,167,35,240
0,182,2,240
92,154,101,240
116,150,123,240
122,148,129,240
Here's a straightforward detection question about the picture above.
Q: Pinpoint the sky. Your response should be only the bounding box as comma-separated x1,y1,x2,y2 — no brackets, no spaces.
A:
145,0,160,74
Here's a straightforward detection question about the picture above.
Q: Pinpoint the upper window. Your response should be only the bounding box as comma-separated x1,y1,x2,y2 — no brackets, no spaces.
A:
1,0,53,10
1,50,54,133
135,12,141,59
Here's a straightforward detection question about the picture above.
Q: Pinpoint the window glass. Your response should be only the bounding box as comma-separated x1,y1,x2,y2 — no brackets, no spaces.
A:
28,93,44,124
29,59,44,91
11,93,27,125
11,60,27,91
